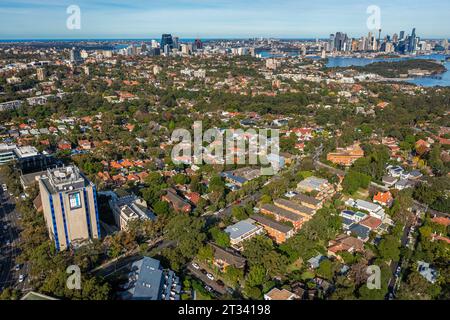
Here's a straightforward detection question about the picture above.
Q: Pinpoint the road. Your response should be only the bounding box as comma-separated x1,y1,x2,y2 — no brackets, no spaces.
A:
386,209,422,299
0,183,30,293
187,264,227,296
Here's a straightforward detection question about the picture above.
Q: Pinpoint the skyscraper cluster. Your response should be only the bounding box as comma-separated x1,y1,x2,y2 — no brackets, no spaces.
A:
118,34,204,57
327,28,421,54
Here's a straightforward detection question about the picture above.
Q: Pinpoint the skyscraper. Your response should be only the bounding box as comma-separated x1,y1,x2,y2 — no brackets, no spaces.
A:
38,166,101,251
409,28,417,53
69,47,82,63
194,39,203,50
161,34,174,51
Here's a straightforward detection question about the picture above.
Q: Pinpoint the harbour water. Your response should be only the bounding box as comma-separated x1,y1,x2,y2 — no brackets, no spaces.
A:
325,54,450,87
259,50,450,87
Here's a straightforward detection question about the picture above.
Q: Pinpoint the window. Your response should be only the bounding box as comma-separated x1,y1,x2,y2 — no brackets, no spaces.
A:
69,192,82,210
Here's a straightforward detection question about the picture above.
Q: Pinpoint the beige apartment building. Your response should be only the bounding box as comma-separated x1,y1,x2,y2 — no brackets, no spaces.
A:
38,166,100,251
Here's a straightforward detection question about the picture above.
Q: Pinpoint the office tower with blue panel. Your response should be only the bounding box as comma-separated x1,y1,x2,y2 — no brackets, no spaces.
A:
38,165,100,251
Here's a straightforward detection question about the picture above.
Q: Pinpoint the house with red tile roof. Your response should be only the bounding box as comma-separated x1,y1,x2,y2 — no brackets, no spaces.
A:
185,192,201,206
373,191,394,208
359,216,383,231
78,140,92,150
57,140,71,151
137,172,149,183
431,217,450,227
327,235,364,261
432,234,450,245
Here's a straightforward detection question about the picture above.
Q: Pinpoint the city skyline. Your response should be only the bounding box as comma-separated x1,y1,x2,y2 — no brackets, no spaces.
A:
1,0,450,39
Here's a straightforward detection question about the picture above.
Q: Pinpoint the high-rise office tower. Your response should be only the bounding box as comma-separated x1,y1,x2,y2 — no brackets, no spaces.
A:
172,36,180,50
409,28,417,53
194,39,203,50
38,166,101,251
392,33,398,43
399,31,405,40
334,32,347,51
161,34,174,50
70,47,82,63
329,34,335,51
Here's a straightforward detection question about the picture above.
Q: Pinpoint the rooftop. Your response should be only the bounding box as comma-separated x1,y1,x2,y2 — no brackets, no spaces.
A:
224,219,261,240
297,176,328,191
251,213,293,233
41,165,89,193
261,203,304,222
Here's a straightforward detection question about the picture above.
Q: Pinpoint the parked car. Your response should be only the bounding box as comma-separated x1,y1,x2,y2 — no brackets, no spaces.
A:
204,285,213,293
216,280,225,287
14,264,21,271
191,262,200,270
1,184,7,192
206,273,215,281
200,269,207,275
18,274,25,283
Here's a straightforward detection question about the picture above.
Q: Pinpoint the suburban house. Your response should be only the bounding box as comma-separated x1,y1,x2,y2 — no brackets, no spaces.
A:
224,219,264,251
210,243,246,272
373,191,394,208
264,288,299,300
359,216,383,231
327,235,364,261
308,255,327,269
162,189,192,213
340,210,368,223
250,214,294,244
382,175,398,187
326,143,364,166
417,261,438,284
348,224,371,242
346,199,386,221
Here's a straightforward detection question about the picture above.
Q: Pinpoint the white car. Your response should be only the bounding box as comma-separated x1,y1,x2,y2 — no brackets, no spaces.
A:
1,184,7,192
18,274,24,283
191,262,200,270
206,273,215,281
15,264,21,271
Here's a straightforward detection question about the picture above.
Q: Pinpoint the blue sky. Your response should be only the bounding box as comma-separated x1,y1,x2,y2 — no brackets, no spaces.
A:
0,0,449,39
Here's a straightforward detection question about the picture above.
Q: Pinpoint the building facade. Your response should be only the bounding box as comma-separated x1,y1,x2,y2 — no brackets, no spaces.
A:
38,166,101,251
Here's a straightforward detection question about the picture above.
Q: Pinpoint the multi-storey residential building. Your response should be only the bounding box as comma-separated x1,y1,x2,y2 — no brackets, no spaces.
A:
224,219,264,251
109,194,156,231
260,203,304,230
0,144,16,165
297,176,334,200
251,214,294,244
273,198,316,219
38,166,101,251
292,193,323,210
162,188,191,213
326,143,364,166
120,257,181,300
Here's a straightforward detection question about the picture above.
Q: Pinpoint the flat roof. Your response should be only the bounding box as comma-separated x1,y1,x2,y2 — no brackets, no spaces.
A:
225,219,260,240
